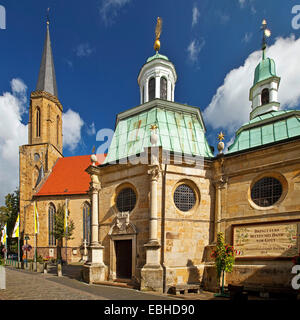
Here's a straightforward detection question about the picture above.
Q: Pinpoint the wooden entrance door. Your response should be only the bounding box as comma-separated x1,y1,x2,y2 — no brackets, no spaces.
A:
115,240,132,279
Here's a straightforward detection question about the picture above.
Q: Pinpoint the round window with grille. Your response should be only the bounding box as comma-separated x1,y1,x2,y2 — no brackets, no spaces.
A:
251,177,282,207
173,184,196,212
116,188,137,212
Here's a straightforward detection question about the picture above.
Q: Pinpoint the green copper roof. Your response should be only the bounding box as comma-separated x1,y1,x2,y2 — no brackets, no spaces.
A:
227,110,300,154
103,103,213,164
253,57,277,86
147,52,169,63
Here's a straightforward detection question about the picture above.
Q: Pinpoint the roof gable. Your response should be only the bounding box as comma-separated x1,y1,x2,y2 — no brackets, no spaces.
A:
35,154,106,197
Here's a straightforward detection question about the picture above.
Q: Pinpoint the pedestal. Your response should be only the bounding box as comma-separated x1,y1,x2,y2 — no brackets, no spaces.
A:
141,242,163,293
81,245,107,284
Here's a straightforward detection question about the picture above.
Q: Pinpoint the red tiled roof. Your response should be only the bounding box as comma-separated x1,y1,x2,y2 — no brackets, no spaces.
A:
35,154,106,196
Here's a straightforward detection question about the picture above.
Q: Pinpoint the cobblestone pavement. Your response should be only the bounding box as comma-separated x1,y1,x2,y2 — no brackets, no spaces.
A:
0,267,179,300
0,267,106,300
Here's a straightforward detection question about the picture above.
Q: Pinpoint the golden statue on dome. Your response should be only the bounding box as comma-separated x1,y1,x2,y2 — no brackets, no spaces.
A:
154,17,162,52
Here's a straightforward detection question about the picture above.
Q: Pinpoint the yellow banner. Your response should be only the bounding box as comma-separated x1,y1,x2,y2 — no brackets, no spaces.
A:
12,214,19,238
233,222,299,258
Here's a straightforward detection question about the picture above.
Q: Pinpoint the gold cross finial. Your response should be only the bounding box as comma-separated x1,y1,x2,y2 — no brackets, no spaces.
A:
218,132,225,142
92,146,95,154
261,18,271,57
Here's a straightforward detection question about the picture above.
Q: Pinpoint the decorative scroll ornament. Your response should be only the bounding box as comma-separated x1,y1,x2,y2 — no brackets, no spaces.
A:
148,165,160,181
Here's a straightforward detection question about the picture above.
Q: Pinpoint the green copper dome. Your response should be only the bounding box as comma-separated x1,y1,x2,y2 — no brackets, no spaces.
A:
146,52,169,63
253,57,277,86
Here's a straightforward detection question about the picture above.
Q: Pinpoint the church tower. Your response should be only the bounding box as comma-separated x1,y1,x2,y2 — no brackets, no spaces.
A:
19,19,63,241
249,19,281,120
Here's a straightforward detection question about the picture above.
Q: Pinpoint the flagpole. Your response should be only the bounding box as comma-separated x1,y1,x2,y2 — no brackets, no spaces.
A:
34,202,37,264
65,198,68,264
4,238,7,261
18,237,20,264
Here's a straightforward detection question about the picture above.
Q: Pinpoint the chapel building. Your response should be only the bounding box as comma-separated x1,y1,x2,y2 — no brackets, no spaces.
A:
19,19,300,293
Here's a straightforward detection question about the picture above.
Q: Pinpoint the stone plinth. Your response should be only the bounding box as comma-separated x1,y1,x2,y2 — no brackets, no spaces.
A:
81,244,107,284
82,263,107,284
141,241,163,293
141,265,163,293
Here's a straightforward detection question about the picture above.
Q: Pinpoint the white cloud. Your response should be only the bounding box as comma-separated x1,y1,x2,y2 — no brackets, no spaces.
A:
192,4,200,27
187,38,205,63
75,43,94,57
86,122,96,136
242,32,253,43
238,0,246,8
62,109,84,152
217,11,230,24
65,59,73,68
0,79,84,204
0,79,28,205
99,0,131,26
203,34,300,138
238,0,256,14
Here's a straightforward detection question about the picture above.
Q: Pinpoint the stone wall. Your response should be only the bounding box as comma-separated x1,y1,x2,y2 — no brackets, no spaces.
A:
20,193,90,263
216,139,300,289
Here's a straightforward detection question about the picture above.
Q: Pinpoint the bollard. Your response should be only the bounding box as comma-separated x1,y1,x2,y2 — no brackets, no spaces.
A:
57,263,62,277
0,266,6,290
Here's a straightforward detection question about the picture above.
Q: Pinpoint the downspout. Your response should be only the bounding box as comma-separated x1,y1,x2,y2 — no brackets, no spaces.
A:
161,164,167,293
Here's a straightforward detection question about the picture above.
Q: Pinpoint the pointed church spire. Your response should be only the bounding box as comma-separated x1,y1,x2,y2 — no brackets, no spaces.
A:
36,12,58,97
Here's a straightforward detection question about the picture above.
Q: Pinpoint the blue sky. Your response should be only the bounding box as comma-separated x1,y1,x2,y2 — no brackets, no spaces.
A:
1,0,300,203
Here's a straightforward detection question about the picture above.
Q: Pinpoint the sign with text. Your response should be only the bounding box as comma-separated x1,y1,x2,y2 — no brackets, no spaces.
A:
233,222,299,258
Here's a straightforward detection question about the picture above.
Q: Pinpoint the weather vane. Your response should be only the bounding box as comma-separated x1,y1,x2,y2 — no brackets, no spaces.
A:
154,17,162,52
218,132,225,142
261,19,271,59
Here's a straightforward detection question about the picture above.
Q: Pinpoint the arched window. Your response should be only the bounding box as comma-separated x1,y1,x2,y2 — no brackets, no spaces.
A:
142,86,145,104
160,77,167,100
48,204,56,246
36,107,41,137
56,115,60,146
33,166,39,188
83,203,91,244
261,88,270,105
148,77,155,101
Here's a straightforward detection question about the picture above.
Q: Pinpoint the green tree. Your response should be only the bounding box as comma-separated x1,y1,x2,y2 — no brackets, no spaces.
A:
52,203,75,263
211,232,235,297
0,189,19,253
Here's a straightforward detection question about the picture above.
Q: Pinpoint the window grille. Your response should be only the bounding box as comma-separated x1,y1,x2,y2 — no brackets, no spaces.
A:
251,177,282,207
173,184,196,212
116,188,136,212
